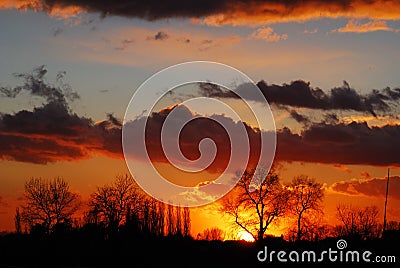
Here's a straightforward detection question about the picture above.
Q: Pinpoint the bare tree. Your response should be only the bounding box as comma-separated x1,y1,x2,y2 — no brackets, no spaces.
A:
386,221,400,231
14,207,22,234
88,174,143,232
164,203,190,237
183,206,191,237
175,204,182,236
221,166,291,241
21,177,80,234
336,204,379,239
154,201,165,236
166,204,175,236
288,175,324,241
198,227,225,241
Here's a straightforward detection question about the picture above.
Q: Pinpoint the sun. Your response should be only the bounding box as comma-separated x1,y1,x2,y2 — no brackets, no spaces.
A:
238,231,255,242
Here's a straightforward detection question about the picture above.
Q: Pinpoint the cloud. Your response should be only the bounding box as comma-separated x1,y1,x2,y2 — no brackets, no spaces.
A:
198,36,241,51
0,65,79,104
114,38,134,50
360,171,371,179
287,109,310,124
123,104,264,174
0,102,122,164
199,80,400,116
276,121,400,166
332,164,352,174
249,27,287,42
52,27,63,37
0,66,122,164
332,20,398,33
304,28,318,34
3,0,400,26
258,80,400,116
2,67,400,168
177,181,232,204
124,104,400,169
330,176,400,200
147,31,169,41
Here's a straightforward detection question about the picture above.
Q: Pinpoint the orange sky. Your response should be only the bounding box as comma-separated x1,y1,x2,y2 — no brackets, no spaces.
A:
1,155,398,237
1,0,400,239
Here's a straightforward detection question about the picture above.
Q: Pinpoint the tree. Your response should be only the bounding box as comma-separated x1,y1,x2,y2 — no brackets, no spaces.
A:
336,204,379,240
198,227,225,241
183,206,191,237
166,204,175,236
14,207,22,234
289,175,324,241
88,174,144,233
221,166,291,241
21,177,80,234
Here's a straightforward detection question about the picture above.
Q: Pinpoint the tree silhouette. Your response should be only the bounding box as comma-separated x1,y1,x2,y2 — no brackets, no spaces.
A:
221,166,290,241
88,174,144,233
183,206,191,237
336,204,379,239
288,175,324,241
21,177,80,234
198,227,225,241
14,207,22,234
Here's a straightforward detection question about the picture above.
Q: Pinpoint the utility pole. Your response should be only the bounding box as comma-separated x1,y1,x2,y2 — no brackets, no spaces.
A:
383,168,390,233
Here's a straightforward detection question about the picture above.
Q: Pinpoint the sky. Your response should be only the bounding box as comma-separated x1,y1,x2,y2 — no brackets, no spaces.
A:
1,0,400,237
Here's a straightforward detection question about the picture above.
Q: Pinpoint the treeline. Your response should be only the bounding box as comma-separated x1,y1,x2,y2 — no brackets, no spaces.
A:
8,171,400,243
14,174,191,239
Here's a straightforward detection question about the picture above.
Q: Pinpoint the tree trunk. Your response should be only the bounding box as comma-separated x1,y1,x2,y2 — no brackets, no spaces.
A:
258,216,264,241
297,211,303,241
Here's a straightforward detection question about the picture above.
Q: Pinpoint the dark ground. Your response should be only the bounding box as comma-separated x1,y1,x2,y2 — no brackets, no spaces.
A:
0,231,399,268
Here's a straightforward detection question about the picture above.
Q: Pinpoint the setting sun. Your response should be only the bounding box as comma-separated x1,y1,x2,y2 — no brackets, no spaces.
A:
238,231,255,242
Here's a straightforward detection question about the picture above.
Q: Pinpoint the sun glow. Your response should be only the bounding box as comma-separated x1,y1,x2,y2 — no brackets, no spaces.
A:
238,231,255,242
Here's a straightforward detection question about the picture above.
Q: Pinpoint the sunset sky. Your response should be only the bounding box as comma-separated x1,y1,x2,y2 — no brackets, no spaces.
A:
1,0,400,238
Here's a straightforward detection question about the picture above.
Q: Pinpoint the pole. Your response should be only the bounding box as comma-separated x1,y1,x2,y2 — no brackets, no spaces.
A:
383,168,390,232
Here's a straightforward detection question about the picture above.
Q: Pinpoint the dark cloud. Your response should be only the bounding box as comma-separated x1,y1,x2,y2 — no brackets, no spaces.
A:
288,109,310,124
198,82,236,99
199,80,400,116
0,65,79,105
331,176,400,200
0,67,121,164
275,121,400,166
6,0,400,25
155,31,168,40
147,31,169,41
258,80,400,116
324,113,340,124
124,104,400,173
2,67,400,168
0,101,122,164
123,105,263,176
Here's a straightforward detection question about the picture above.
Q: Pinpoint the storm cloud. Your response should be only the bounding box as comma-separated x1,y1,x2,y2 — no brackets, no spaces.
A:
199,80,400,116
3,0,400,26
